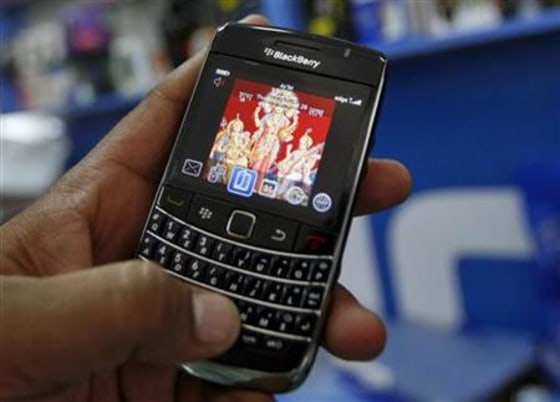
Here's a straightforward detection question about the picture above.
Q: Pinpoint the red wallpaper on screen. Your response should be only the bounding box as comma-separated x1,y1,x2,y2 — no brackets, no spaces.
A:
216,78,336,165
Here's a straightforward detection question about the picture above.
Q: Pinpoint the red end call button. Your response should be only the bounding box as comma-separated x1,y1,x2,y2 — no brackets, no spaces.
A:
294,226,335,255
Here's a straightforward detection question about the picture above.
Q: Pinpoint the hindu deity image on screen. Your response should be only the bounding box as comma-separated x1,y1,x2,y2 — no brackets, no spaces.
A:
204,78,335,207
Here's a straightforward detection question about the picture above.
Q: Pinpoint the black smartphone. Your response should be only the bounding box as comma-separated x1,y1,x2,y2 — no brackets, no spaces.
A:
137,23,386,392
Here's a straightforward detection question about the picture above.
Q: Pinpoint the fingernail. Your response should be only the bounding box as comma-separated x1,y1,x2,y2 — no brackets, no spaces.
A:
193,294,239,345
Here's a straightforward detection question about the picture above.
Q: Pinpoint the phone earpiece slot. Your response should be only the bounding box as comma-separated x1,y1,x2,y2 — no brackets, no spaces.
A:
274,40,320,53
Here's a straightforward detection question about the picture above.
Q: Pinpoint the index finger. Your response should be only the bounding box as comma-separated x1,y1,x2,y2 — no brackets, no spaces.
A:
354,159,412,215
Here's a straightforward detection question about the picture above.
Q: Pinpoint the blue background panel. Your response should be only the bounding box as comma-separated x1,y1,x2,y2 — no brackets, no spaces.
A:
372,30,560,318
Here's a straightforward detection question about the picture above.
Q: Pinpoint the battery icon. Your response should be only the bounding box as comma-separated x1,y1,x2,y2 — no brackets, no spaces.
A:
215,68,231,77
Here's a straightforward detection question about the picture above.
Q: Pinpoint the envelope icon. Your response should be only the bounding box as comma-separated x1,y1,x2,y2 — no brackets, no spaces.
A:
182,159,203,177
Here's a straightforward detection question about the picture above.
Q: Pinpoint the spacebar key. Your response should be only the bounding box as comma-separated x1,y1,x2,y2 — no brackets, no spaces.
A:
213,328,309,372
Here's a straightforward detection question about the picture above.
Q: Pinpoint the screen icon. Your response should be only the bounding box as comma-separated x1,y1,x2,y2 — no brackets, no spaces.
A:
213,77,226,88
208,164,226,183
312,192,332,213
285,186,305,205
215,68,230,77
227,167,257,197
182,159,203,177
259,179,278,198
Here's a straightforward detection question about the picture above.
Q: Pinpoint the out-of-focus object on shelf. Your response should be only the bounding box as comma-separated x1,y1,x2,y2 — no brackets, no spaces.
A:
162,0,259,68
306,0,354,40
514,385,560,402
109,36,157,97
379,5,560,60
59,92,142,168
10,21,71,110
348,0,385,45
0,112,69,222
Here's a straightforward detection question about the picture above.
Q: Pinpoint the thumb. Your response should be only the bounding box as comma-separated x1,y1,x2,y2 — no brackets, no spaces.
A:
0,260,240,398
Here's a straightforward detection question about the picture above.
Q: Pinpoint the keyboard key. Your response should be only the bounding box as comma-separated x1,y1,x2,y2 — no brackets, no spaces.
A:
212,241,232,263
148,211,165,234
225,271,244,294
251,253,272,275
162,219,181,242
239,329,263,349
290,259,312,281
271,257,292,277
138,235,156,259
236,300,257,325
186,258,207,282
169,251,188,274
276,311,295,333
310,260,331,283
194,235,214,257
284,285,305,307
213,328,308,372
154,243,171,266
263,336,288,353
242,276,265,300
206,265,225,288
303,287,323,309
294,314,317,337
231,248,252,270
262,282,285,304
178,227,197,250
255,306,276,330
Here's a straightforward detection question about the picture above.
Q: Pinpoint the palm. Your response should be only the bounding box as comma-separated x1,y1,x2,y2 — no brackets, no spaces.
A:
3,160,217,401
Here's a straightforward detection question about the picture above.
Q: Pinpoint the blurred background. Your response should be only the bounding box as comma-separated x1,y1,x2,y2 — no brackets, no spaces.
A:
1,0,559,400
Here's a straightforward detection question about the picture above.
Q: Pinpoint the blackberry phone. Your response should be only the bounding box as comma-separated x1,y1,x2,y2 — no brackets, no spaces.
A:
137,23,386,392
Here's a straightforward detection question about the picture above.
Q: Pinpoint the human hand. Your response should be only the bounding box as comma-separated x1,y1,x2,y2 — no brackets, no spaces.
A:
0,15,411,402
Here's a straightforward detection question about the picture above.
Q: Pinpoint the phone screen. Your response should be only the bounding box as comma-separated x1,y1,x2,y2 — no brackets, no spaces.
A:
166,54,374,231
203,78,335,208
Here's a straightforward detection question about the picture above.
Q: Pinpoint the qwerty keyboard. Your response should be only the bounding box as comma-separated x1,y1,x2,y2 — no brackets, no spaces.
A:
138,190,334,372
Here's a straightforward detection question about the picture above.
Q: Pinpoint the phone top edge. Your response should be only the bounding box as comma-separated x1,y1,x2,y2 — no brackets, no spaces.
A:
212,23,386,87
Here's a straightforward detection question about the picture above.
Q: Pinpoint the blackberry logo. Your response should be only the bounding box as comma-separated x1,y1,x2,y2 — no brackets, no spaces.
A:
263,47,321,69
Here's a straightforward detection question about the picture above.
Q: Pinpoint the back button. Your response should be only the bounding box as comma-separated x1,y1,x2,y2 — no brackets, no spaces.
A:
252,214,298,252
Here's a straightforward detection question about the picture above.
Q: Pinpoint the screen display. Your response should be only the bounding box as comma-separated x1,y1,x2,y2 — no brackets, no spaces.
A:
166,53,374,230
202,79,335,207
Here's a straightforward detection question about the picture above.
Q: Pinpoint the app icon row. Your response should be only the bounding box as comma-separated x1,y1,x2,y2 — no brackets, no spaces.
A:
181,158,331,212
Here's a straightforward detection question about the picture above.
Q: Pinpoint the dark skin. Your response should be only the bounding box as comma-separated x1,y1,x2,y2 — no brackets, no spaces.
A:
0,15,411,402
